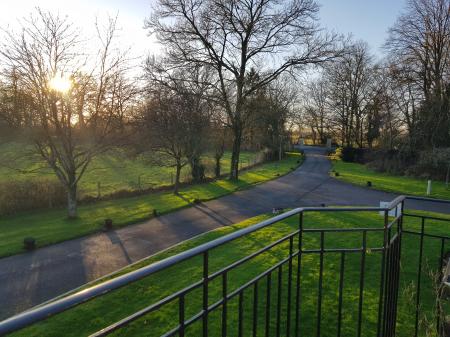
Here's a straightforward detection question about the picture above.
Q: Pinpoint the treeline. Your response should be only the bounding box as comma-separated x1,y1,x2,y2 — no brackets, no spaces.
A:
300,0,450,178
0,0,323,217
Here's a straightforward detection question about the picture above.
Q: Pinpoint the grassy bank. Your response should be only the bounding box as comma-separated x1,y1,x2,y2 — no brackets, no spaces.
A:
0,142,261,197
332,160,450,200
12,209,450,337
0,153,302,258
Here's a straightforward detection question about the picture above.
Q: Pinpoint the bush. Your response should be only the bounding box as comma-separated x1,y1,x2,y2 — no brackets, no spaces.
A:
23,237,36,250
0,179,66,215
328,147,341,161
366,146,450,181
408,148,450,180
368,147,418,175
341,147,369,163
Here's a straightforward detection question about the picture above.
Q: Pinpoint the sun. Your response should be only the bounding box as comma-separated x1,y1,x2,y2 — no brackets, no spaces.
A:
49,74,72,93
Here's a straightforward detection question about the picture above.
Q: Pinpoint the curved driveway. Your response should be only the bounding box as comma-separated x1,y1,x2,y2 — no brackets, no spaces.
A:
0,146,448,320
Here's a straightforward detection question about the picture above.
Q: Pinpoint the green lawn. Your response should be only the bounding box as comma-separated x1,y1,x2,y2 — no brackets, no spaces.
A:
332,160,450,200
12,209,450,337
0,142,261,197
0,153,302,258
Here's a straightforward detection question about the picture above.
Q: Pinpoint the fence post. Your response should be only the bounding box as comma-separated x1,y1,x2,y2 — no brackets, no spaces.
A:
427,180,432,195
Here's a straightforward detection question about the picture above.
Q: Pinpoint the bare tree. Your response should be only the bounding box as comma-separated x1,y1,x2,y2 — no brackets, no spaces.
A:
385,0,450,147
0,10,134,218
146,0,340,180
325,41,373,147
303,79,330,144
144,60,215,183
245,75,298,159
139,87,191,194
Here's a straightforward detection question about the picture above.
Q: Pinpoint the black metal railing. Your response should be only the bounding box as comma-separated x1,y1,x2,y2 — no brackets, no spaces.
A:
401,211,450,337
0,195,448,337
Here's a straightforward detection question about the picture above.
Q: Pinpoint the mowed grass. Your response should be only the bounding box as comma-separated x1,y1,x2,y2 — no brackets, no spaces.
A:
0,142,260,197
0,153,302,258
12,210,450,337
332,160,450,200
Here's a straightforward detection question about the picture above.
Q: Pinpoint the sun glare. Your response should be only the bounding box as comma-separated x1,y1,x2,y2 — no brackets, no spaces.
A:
49,74,72,93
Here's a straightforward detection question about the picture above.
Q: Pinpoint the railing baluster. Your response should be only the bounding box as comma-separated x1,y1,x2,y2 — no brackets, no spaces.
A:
203,251,209,337
295,212,304,337
384,236,393,337
253,281,258,337
286,236,294,337
266,272,272,337
414,217,425,337
337,252,345,337
276,265,283,337
179,294,185,337
222,272,227,337
238,291,244,337
357,231,367,337
316,231,324,337
437,237,445,334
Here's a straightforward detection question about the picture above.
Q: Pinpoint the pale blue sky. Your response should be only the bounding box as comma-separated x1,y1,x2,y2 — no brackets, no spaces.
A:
0,0,406,59
318,0,406,55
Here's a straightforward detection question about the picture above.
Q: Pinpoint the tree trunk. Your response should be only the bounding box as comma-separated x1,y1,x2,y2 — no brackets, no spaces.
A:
279,136,282,161
67,184,77,219
174,163,181,194
215,157,221,178
229,128,241,181
189,155,204,183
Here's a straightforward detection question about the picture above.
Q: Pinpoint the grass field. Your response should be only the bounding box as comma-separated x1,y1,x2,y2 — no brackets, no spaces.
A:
0,142,261,197
332,160,450,200
0,153,302,258
12,209,450,337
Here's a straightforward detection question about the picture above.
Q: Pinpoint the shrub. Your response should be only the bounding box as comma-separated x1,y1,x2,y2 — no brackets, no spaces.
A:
328,147,342,161
341,147,369,163
408,148,450,180
104,219,113,230
23,237,36,250
368,147,418,175
0,179,66,215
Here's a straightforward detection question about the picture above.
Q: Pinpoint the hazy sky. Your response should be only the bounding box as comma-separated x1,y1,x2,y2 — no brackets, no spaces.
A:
0,0,406,59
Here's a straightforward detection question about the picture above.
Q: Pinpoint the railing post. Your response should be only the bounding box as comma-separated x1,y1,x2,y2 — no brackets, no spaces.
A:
377,210,388,337
382,201,403,337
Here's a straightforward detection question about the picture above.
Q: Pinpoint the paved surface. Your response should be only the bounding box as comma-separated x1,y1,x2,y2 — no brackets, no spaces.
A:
1,146,449,320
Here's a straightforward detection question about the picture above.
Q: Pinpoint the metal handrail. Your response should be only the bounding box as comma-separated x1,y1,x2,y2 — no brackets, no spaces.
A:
0,195,448,334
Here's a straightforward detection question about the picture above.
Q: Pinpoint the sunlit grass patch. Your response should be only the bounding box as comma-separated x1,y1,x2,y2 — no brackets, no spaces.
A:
12,209,449,337
332,160,450,200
